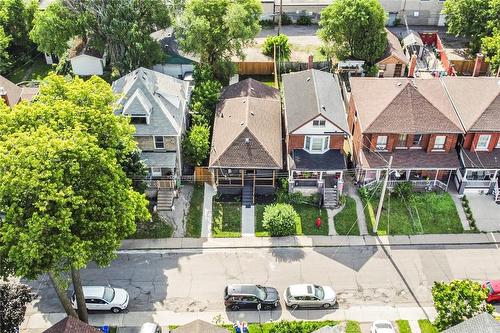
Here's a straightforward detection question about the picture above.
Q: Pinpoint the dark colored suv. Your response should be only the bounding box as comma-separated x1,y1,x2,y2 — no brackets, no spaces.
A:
224,284,279,311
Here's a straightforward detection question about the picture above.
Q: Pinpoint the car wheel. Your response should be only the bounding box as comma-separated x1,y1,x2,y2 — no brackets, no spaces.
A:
322,303,331,309
230,305,240,311
111,307,121,314
263,304,273,310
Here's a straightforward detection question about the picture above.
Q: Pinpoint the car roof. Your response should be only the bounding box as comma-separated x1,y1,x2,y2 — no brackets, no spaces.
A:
227,284,259,295
288,284,315,296
487,280,500,292
140,323,158,333
82,286,106,298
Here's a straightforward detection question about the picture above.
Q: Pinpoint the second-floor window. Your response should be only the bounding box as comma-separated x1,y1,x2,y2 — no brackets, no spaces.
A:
476,134,491,150
412,134,422,147
376,135,388,151
433,135,446,150
397,134,407,147
305,135,329,153
313,120,326,127
154,136,165,149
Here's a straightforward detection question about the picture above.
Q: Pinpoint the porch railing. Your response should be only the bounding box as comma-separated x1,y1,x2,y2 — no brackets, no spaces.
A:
382,179,447,190
156,180,175,189
464,180,493,188
495,182,500,202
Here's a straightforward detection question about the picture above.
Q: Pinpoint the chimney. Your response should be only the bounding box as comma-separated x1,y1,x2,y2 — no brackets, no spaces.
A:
408,53,417,78
0,86,8,106
473,53,484,77
308,55,313,70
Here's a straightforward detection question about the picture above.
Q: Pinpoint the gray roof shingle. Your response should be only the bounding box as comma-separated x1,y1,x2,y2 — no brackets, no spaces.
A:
43,317,101,333
442,313,500,333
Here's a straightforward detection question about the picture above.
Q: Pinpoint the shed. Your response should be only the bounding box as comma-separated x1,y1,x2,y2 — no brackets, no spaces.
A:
68,39,106,76
402,31,424,59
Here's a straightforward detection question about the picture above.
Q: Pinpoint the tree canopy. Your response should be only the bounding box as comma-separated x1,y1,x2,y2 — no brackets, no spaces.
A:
262,34,292,62
0,282,35,333
175,0,262,80
30,0,172,75
318,0,387,64
183,124,211,167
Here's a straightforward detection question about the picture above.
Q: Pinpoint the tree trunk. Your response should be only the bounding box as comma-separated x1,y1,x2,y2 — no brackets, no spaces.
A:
48,272,78,318
71,267,89,323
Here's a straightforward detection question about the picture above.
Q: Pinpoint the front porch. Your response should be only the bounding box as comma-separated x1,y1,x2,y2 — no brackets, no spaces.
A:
359,168,453,192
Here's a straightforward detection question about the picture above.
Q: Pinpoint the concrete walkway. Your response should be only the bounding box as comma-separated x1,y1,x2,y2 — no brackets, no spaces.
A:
241,205,255,237
21,306,437,332
201,183,215,237
345,182,369,235
327,208,339,236
448,186,471,231
409,320,422,333
467,193,500,232
121,232,500,250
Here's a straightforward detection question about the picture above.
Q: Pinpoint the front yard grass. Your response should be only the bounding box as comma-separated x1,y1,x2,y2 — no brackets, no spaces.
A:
212,200,241,237
418,320,438,333
345,321,362,333
130,212,173,239
185,184,204,237
364,192,463,235
247,320,339,333
294,203,328,235
396,320,412,333
334,196,360,235
254,204,269,237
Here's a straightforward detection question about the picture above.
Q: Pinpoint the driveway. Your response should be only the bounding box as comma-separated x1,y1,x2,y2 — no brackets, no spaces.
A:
467,194,500,232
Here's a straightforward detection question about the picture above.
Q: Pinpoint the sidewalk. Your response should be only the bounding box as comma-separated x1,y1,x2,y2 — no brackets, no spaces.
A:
21,305,437,332
201,183,215,237
121,232,500,250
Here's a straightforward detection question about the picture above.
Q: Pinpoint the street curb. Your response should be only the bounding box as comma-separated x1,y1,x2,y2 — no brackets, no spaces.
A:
120,232,500,251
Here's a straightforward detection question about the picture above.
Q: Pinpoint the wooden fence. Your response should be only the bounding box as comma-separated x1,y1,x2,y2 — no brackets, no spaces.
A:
236,60,332,75
194,166,214,184
451,59,489,76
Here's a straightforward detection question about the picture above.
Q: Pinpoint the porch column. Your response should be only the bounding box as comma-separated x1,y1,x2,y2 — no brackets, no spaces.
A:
446,169,453,191
406,169,411,181
434,169,439,186
241,170,244,186
272,170,275,187
288,171,294,192
458,169,467,194
319,171,323,180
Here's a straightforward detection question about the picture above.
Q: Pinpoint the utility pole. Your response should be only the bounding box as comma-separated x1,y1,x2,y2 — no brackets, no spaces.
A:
277,0,283,35
273,43,278,88
373,156,393,234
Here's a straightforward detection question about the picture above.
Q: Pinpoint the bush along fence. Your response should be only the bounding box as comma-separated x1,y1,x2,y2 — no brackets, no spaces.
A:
461,195,477,231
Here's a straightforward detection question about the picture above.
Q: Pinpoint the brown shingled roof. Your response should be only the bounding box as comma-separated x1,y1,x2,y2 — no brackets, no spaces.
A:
209,79,282,169
43,317,101,333
377,29,408,65
0,75,39,107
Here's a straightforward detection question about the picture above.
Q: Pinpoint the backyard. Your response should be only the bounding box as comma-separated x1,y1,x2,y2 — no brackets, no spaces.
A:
212,198,241,237
363,190,464,235
6,56,53,84
185,184,204,237
333,196,359,235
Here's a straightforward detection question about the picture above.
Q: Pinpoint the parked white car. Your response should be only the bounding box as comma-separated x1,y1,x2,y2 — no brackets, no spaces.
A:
71,286,129,313
284,284,336,309
370,320,395,333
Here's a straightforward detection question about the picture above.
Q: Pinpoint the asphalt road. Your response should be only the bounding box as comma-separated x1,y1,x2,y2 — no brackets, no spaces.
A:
26,244,500,316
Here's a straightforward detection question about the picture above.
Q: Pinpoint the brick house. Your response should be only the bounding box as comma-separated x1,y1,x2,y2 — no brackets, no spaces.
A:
209,79,282,206
442,77,500,199
348,78,463,190
0,75,38,107
282,69,350,207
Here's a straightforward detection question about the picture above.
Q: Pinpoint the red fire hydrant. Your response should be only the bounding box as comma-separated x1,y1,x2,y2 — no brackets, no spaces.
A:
315,217,322,229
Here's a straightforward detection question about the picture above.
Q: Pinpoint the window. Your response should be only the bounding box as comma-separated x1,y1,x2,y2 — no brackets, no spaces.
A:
476,134,491,150
313,120,326,127
497,137,500,148
304,136,329,153
130,116,148,124
397,134,407,147
413,11,419,17
412,134,422,147
151,167,162,177
154,136,165,149
433,135,446,150
376,136,388,150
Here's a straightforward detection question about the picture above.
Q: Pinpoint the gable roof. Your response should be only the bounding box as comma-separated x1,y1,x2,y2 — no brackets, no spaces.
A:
209,79,282,169
402,31,423,47
442,313,500,333
0,75,39,107
68,39,103,59
350,78,463,134
377,29,408,65
43,317,101,333
112,67,190,136
220,78,280,100
442,77,500,132
171,320,230,333
282,69,349,134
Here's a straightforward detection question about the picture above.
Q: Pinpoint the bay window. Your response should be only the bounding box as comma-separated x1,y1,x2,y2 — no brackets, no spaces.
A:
304,135,329,153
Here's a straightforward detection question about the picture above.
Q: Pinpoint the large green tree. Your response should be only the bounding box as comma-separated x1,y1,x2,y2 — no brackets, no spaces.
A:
0,282,35,333
0,74,150,322
0,0,37,54
482,29,500,73
0,26,11,73
30,0,171,75
175,0,262,80
182,124,210,166
432,279,494,331
318,0,387,64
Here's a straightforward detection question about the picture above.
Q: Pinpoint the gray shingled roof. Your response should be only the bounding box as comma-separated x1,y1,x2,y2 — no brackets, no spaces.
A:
442,313,500,333
112,67,190,136
282,69,349,134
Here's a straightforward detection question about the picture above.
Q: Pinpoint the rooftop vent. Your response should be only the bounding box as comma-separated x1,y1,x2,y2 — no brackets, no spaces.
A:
245,138,250,144
0,86,6,95
250,111,255,116
321,105,326,111
306,77,311,82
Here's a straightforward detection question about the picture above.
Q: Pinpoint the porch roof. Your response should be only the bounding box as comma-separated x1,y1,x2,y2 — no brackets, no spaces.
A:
360,149,460,170
141,152,176,168
289,149,346,171
461,149,500,169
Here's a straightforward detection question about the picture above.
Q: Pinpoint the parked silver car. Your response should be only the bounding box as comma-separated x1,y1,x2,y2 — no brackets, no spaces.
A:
284,284,336,309
71,286,129,313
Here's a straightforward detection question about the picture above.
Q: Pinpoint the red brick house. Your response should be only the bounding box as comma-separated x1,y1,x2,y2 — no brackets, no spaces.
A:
348,78,463,190
0,75,38,107
442,77,500,199
282,69,350,207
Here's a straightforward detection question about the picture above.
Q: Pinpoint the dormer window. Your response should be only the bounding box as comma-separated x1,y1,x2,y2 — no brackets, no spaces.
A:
154,136,165,149
313,120,326,127
305,135,329,153
122,89,152,125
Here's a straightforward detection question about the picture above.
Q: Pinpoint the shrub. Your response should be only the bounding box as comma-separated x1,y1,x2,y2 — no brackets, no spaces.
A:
296,15,312,25
267,320,336,333
182,124,210,166
263,203,300,236
260,19,275,29
189,79,222,125
281,13,292,25
262,34,292,61
394,181,415,202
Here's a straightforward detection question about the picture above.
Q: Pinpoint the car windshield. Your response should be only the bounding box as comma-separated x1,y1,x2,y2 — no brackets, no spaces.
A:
103,287,115,303
314,285,324,299
256,285,267,300
486,282,495,295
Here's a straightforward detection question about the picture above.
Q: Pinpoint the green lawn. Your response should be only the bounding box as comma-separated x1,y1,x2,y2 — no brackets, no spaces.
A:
6,56,54,84
254,204,269,237
185,184,204,237
247,320,339,333
294,203,328,235
364,192,463,235
334,196,360,235
418,320,438,333
212,200,241,237
396,320,412,333
129,212,173,239
345,321,362,333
